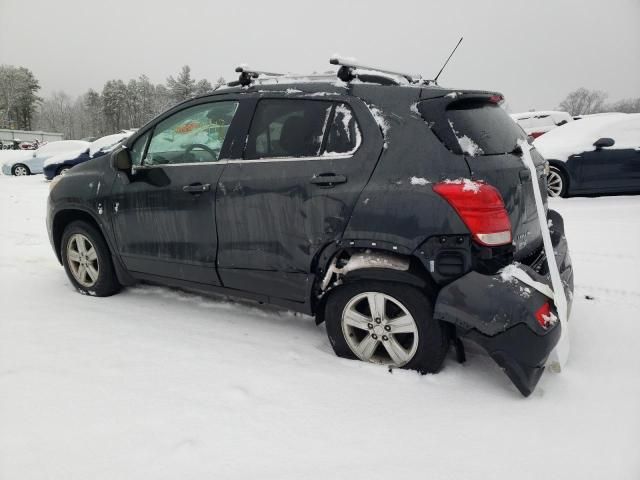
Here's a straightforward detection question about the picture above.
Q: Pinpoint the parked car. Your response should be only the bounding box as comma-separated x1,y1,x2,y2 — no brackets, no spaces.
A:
1,140,90,176
535,113,640,197
47,64,573,396
43,132,134,180
511,110,573,138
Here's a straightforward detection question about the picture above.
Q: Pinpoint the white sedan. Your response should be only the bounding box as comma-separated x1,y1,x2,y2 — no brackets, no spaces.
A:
1,140,90,176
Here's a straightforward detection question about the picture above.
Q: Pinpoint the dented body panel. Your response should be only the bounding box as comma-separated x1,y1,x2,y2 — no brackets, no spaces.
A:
434,209,573,396
47,80,574,395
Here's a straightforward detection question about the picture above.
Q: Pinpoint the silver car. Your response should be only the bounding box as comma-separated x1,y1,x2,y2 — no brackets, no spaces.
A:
1,140,90,176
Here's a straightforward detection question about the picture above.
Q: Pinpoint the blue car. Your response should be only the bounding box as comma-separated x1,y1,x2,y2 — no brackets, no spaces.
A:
43,132,134,180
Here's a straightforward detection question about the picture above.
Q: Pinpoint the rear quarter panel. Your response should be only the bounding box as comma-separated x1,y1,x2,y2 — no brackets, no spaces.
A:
343,86,471,251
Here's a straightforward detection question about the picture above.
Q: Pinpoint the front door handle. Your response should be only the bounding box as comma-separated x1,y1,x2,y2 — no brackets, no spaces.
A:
182,183,211,194
310,173,347,187
519,170,531,182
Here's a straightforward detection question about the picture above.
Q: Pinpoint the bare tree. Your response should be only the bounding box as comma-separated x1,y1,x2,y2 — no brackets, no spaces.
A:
606,97,640,113
36,92,75,138
558,88,608,115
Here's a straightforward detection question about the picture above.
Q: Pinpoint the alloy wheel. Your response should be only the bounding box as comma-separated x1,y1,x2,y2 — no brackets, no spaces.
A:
546,167,564,197
341,292,419,367
13,165,28,176
66,233,100,288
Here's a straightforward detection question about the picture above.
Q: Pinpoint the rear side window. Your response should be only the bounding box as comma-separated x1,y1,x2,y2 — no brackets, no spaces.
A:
325,103,361,154
420,99,527,156
245,100,361,159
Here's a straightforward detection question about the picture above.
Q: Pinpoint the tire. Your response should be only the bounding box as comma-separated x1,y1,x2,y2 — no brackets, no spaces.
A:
60,220,121,297
12,164,30,176
57,166,71,176
324,280,449,374
547,165,568,198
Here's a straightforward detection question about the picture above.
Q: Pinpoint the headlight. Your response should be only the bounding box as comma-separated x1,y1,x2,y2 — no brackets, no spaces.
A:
543,161,550,176
49,175,63,191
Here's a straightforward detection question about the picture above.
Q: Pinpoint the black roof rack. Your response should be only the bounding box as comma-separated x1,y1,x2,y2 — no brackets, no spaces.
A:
231,65,285,87
329,56,422,85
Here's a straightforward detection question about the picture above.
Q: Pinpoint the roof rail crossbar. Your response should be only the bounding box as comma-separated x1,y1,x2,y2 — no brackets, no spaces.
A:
329,56,421,84
235,65,284,86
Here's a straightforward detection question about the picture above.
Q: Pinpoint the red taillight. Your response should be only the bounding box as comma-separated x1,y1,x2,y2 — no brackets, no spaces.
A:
535,302,552,329
530,131,545,138
433,180,512,246
489,94,504,104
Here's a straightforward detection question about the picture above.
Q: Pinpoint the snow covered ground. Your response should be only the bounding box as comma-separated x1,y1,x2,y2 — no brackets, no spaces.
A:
1,175,639,479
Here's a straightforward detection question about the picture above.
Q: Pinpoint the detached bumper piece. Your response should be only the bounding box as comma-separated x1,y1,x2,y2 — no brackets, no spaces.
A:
434,210,573,396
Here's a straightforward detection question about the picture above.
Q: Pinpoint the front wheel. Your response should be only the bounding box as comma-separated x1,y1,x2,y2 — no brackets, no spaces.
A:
61,221,121,296
547,166,567,197
12,164,30,176
324,281,449,373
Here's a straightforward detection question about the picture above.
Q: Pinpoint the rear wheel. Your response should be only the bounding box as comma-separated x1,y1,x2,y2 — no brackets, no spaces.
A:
547,166,567,197
61,221,121,296
324,281,449,373
12,164,30,176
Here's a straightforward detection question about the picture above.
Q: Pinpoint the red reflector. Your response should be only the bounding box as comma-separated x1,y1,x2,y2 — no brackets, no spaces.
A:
433,180,512,246
535,302,552,328
530,131,545,138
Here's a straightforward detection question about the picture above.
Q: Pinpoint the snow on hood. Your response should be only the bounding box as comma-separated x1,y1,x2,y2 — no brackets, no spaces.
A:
89,132,132,157
534,113,638,162
43,147,89,167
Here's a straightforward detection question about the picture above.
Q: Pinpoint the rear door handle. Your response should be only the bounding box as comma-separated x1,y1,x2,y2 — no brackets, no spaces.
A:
310,174,347,187
519,170,531,182
182,183,211,193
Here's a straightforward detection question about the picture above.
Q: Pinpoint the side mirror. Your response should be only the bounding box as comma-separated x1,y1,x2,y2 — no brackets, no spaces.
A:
113,148,132,171
594,137,615,149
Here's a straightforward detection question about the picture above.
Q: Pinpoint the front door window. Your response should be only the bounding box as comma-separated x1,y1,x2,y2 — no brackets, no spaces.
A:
144,101,239,166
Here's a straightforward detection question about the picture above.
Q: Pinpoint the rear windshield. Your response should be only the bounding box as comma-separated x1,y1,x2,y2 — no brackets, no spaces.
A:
420,99,527,156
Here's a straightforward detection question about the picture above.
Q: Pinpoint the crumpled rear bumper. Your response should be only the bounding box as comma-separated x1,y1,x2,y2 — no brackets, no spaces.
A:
434,210,573,396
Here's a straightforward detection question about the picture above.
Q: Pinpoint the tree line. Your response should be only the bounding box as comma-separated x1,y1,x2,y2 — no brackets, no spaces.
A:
1,63,638,139
1,65,224,139
558,87,640,116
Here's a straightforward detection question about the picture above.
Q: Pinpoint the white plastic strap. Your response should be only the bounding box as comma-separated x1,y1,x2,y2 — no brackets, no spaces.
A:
517,140,570,372
505,266,555,300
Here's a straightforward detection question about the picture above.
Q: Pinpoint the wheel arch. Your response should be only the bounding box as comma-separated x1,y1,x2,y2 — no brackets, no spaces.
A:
52,209,108,262
311,244,438,324
52,208,136,286
548,160,571,194
12,163,31,175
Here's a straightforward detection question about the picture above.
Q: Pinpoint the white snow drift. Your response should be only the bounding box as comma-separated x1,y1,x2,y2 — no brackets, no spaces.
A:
1,176,639,479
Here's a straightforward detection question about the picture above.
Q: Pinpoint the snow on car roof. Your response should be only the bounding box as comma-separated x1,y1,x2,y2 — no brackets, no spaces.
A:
534,113,640,161
510,110,572,121
39,140,90,154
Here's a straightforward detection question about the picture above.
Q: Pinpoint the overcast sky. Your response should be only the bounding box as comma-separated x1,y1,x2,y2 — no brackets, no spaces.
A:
1,0,638,112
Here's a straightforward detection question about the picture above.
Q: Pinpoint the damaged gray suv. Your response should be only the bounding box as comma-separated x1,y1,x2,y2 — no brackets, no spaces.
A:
47,59,573,396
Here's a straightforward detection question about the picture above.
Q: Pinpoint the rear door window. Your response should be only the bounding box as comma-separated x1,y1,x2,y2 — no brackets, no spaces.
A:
246,99,332,159
420,99,527,156
244,99,361,159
